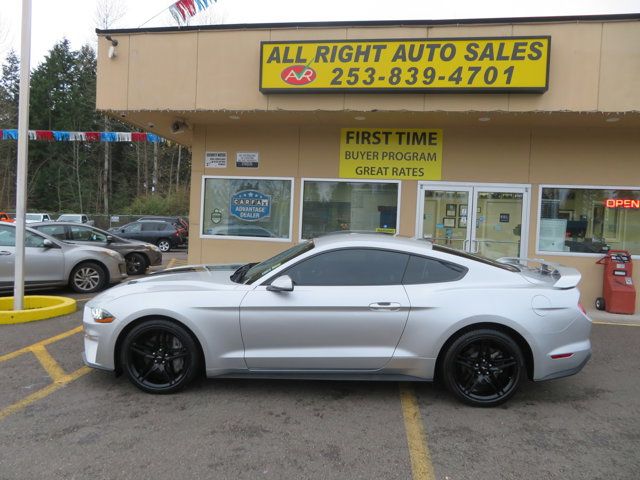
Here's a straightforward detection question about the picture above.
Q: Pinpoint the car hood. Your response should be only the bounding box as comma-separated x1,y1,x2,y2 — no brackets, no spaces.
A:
89,263,244,304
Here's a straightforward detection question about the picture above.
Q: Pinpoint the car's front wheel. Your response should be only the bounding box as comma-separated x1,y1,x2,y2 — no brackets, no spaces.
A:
442,329,525,407
120,319,200,394
126,252,148,275
69,262,107,293
156,238,171,252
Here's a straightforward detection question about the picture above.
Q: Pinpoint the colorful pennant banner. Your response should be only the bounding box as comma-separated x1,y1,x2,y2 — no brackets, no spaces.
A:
0,130,163,143
169,0,216,23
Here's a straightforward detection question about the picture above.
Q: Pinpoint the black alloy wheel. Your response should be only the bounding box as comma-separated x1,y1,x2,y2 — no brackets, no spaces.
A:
120,319,199,394
126,252,148,276
69,261,107,293
442,329,525,407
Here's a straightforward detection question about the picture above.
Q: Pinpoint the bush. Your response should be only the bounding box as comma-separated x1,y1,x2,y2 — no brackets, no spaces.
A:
123,188,189,216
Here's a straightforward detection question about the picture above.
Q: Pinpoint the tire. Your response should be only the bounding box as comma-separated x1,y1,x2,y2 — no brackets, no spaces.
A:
441,329,525,407
69,261,107,293
120,319,200,394
126,252,148,276
157,238,171,253
595,297,605,311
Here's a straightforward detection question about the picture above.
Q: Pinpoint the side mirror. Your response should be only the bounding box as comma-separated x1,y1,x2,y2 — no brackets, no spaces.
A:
43,239,55,249
267,275,294,292
106,235,114,243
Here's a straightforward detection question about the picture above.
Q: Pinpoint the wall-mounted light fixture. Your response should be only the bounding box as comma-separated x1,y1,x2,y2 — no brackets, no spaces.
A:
105,35,118,59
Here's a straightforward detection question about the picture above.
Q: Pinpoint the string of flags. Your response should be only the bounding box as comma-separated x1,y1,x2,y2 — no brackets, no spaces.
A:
0,129,163,143
169,0,216,24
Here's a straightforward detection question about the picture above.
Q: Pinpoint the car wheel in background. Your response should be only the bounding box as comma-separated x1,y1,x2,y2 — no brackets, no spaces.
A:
126,252,148,276
441,329,525,407
157,238,171,252
120,319,200,394
69,261,107,293
595,297,605,311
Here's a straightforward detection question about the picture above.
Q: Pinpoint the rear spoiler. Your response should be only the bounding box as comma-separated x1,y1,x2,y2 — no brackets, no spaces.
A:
497,257,582,289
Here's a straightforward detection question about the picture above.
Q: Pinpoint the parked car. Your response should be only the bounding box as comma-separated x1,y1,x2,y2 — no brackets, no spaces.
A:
57,213,94,226
0,212,15,223
30,222,162,276
83,233,592,406
26,213,53,223
137,216,189,238
0,222,127,293
110,220,184,252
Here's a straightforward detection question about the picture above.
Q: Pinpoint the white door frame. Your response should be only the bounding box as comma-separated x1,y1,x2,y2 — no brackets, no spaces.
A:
416,181,531,258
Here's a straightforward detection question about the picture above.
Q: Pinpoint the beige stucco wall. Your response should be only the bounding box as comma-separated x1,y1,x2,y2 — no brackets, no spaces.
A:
189,125,640,310
97,20,640,114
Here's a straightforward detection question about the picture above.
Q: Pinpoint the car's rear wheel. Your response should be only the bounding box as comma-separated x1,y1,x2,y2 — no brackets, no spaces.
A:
120,319,199,394
69,262,107,293
442,329,525,407
126,252,148,276
157,238,171,252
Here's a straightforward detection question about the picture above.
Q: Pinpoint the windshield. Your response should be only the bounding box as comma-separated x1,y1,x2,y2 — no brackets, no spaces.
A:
237,241,314,284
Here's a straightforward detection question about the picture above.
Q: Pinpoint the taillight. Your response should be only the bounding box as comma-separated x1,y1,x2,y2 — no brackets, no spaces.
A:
578,303,586,315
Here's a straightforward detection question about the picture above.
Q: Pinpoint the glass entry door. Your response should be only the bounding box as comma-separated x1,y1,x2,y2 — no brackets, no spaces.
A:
418,183,529,260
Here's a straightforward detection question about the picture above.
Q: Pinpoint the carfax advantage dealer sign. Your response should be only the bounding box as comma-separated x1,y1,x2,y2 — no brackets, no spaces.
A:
260,37,550,93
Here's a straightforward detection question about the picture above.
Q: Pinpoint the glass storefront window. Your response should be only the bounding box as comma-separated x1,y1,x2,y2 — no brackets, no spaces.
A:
202,177,293,240
301,180,399,239
538,187,640,255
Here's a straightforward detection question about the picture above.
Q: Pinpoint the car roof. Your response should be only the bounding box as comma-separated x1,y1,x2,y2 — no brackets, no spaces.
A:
313,232,433,254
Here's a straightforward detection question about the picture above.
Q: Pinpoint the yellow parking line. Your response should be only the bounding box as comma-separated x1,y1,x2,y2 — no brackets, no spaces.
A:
0,326,83,364
31,345,67,382
592,321,640,327
0,366,91,422
399,383,435,480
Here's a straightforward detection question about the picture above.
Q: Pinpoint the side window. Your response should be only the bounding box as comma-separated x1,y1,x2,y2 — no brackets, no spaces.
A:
141,222,159,232
0,225,16,247
284,248,409,286
82,216,88,223
70,226,106,242
124,223,142,233
25,231,46,248
38,224,66,240
402,255,468,285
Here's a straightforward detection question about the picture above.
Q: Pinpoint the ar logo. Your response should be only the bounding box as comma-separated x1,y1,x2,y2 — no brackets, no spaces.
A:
281,65,317,85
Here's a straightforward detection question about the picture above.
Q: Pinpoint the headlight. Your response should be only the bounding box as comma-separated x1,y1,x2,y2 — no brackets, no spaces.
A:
91,307,115,323
104,249,121,259
146,243,160,252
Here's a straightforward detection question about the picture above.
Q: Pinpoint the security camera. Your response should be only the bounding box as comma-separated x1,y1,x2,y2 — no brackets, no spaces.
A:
171,120,188,134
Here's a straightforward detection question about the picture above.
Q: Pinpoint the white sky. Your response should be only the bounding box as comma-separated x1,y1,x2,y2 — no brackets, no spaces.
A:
1,0,639,68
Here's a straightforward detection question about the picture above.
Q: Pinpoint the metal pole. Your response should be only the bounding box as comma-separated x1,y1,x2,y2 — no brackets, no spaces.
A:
13,0,32,311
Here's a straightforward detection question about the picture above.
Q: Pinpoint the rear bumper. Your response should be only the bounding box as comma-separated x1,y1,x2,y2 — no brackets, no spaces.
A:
537,351,591,381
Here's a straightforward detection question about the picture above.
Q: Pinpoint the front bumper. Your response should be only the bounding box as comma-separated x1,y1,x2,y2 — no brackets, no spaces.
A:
82,306,117,371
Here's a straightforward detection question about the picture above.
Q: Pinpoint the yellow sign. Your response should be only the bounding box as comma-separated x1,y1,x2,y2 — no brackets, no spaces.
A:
260,37,550,93
339,128,442,180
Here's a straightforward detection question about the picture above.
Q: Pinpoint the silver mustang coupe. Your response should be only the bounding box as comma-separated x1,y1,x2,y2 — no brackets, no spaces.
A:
83,233,592,407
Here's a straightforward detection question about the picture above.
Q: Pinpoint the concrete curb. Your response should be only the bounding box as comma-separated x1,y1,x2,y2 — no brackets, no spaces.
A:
0,296,77,325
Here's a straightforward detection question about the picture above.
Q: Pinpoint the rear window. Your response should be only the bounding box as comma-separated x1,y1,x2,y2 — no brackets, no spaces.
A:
432,244,520,272
403,255,468,284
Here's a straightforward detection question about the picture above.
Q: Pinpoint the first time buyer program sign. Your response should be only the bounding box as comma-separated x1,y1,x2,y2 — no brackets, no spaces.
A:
260,37,550,93
340,128,443,180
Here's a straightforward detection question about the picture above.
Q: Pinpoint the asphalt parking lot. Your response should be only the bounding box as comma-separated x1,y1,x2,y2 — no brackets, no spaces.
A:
1,260,639,479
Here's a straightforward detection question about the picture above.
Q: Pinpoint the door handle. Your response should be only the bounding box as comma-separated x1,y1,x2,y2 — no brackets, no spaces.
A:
0,251,12,256
369,302,401,311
